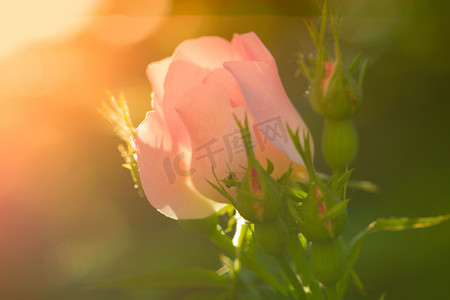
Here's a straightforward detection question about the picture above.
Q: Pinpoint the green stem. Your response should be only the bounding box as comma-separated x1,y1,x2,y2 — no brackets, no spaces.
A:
288,233,325,300
275,253,307,299
325,285,339,300
322,118,358,174
209,230,288,296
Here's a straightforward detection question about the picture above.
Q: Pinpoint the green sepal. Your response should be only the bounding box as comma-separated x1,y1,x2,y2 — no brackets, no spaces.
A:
277,164,293,185
266,159,274,175
221,179,237,188
319,172,379,193
206,167,236,206
288,124,349,240
287,200,304,225
234,115,285,223
282,181,308,203
321,199,350,221
287,126,316,180
234,114,255,162
358,58,369,87
330,169,354,194
299,2,365,120
349,53,362,75
296,183,347,242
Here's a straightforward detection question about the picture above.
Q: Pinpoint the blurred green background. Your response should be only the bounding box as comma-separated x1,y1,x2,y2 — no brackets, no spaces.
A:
0,0,449,299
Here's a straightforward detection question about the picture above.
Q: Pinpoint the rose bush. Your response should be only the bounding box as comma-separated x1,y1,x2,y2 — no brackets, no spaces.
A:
136,32,310,219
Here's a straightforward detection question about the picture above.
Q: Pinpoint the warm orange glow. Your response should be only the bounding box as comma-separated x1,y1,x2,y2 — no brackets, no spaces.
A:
87,0,172,45
0,1,447,299
0,1,209,297
0,0,102,59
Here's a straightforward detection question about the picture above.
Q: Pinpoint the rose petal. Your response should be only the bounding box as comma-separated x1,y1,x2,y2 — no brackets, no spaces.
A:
152,37,238,150
173,36,234,69
231,32,273,62
146,57,172,103
175,82,250,201
162,36,237,108
202,68,247,108
224,33,310,165
135,110,225,219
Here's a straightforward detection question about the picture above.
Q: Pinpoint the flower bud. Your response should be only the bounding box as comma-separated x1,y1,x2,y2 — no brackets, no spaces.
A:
321,118,358,173
309,239,346,286
236,162,284,223
254,217,289,255
234,116,284,224
309,62,362,120
298,184,347,242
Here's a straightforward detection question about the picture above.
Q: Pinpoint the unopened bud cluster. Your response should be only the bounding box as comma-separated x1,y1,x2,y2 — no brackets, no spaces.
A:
298,183,347,286
309,61,362,120
300,6,366,173
234,117,289,255
298,184,346,242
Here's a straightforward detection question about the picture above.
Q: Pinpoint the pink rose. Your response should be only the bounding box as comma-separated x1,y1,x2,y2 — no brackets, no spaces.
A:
136,32,310,220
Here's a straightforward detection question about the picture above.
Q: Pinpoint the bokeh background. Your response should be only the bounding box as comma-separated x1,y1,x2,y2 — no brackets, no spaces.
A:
1,0,449,299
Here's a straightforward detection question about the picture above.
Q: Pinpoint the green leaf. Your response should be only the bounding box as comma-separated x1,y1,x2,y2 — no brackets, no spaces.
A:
321,199,349,221
350,214,450,263
344,214,450,295
347,179,379,193
365,214,450,234
86,268,232,291
349,268,366,296
379,292,386,300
